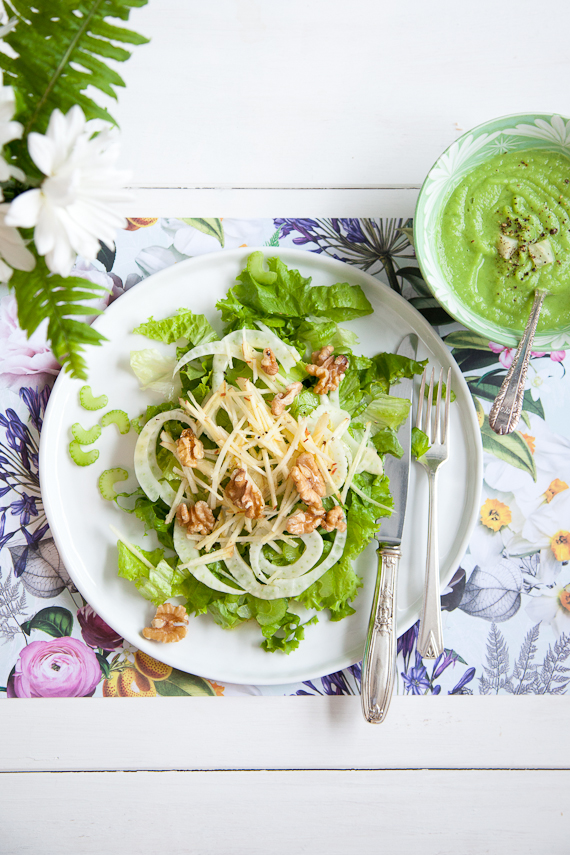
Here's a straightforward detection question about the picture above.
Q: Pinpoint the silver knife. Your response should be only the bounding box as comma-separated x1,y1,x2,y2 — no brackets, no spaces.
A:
361,333,417,724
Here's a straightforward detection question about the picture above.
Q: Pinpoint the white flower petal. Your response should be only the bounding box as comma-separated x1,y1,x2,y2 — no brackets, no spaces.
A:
5,189,42,228
0,257,12,282
28,131,57,176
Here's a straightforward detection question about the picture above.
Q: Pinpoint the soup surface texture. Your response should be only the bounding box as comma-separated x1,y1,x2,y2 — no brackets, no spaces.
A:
438,149,570,332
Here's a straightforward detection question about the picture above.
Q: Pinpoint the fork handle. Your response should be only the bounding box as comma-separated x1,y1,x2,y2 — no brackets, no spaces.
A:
361,545,400,723
417,469,444,659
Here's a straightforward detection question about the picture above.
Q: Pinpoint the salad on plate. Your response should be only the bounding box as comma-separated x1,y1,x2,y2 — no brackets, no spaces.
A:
99,252,427,653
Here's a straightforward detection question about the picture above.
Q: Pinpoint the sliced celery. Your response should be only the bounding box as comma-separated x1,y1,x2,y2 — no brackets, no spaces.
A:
69,441,99,467
247,250,277,285
99,468,129,501
71,423,101,445
79,385,108,411
101,409,130,435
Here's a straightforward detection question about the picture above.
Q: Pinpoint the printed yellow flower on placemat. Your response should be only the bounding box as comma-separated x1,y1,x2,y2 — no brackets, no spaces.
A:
520,433,536,454
210,681,225,696
559,588,570,613
551,530,570,562
544,479,569,503
480,498,512,531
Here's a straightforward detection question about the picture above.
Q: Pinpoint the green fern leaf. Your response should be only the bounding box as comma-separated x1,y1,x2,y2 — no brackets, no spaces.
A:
10,256,108,379
2,0,149,175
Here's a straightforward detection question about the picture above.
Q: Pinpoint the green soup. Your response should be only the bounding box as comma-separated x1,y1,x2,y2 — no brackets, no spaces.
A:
438,149,570,332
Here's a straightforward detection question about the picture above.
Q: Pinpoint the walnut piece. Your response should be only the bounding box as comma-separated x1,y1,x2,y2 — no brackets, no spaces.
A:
271,381,303,416
290,452,326,508
260,347,279,376
176,500,215,535
225,468,265,519
320,506,347,533
142,603,189,643
306,347,349,395
286,506,325,534
176,428,204,467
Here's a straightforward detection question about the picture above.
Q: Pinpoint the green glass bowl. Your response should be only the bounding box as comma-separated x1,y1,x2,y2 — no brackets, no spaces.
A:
414,112,570,351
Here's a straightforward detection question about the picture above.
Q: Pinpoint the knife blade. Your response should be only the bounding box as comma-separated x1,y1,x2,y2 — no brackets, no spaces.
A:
361,333,418,724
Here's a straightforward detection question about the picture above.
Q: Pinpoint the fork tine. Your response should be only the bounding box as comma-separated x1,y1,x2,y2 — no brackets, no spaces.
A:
416,368,427,430
442,367,451,444
434,367,443,444
425,368,435,441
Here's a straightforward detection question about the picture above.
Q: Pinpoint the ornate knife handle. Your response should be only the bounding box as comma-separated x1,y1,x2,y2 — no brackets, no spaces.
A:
489,290,546,435
361,545,400,724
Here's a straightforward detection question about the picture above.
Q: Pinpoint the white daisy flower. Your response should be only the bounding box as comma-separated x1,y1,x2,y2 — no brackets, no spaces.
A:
6,105,131,277
0,77,25,183
0,201,35,282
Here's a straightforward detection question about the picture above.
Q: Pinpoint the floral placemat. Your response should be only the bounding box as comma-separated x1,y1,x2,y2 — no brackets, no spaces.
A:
1,217,569,699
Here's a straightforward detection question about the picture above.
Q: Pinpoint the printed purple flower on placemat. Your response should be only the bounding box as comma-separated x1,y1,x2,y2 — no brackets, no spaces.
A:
401,651,431,695
77,604,123,651
8,637,102,698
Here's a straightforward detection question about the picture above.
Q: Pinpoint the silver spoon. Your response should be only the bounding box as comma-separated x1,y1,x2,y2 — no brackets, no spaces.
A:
489,289,547,435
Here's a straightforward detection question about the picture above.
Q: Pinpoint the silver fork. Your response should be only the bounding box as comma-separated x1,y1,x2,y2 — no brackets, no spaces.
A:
415,366,451,660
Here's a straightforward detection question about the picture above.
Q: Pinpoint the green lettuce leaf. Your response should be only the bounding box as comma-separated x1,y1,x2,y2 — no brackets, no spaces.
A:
364,353,428,394
133,309,218,346
371,426,404,459
412,426,430,459
296,320,359,353
117,542,181,607
231,256,373,322
362,392,411,431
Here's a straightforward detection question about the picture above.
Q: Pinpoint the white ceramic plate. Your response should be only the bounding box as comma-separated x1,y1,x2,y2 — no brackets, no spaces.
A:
40,247,482,685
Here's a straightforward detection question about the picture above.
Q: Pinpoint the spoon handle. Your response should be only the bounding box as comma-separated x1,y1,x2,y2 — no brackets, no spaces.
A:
489,290,546,435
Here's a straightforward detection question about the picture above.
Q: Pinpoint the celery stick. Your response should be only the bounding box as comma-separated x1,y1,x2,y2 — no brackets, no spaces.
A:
101,409,130,435
79,385,108,411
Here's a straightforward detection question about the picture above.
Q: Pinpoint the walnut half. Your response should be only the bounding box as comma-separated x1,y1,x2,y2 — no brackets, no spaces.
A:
270,381,303,417
225,468,265,519
176,428,204,467
286,506,325,534
290,451,326,508
142,603,189,643
176,500,215,535
306,347,349,395
260,347,279,376
320,506,347,533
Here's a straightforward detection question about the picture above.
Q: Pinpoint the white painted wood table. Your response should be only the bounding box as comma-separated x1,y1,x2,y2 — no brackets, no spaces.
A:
2,2,569,853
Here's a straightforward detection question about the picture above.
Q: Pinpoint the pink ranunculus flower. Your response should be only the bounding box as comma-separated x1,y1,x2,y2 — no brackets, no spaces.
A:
8,637,102,698
0,293,60,387
77,604,123,651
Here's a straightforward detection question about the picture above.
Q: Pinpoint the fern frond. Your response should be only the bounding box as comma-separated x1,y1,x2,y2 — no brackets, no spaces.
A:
10,256,108,379
2,0,148,174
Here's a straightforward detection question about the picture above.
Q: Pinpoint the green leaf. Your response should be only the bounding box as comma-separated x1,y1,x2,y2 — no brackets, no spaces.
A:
522,391,545,419
133,308,218,346
10,255,107,379
2,0,149,172
21,606,73,638
180,218,225,247
411,426,430,459
154,670,216,696
96,244,116,272
452,349,501,373
444,330,493,351
232,255,373,322
480,417,537,481
95,652,111,678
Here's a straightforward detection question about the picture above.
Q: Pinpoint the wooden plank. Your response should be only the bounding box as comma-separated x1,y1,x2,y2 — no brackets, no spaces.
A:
1,697,568,772
0,770,566,854
115,0,570,187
